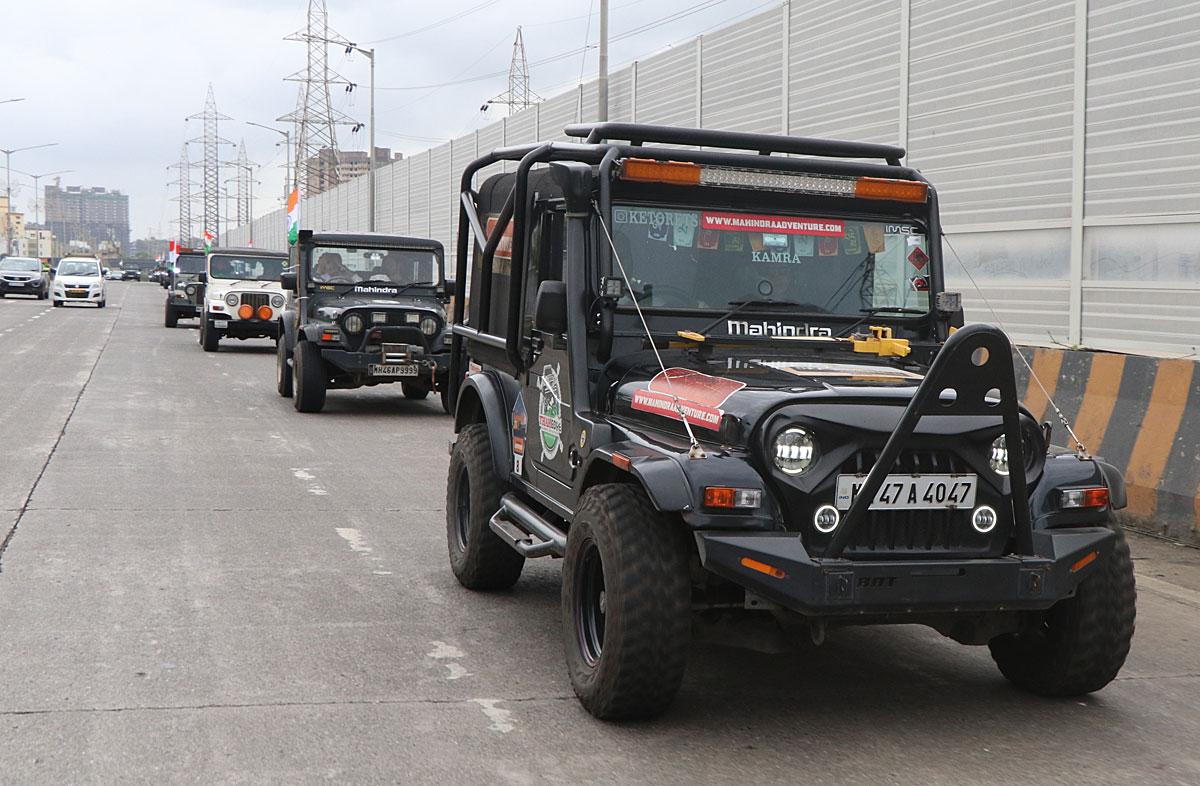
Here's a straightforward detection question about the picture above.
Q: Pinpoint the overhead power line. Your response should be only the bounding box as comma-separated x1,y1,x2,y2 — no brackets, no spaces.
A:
364,0,500,45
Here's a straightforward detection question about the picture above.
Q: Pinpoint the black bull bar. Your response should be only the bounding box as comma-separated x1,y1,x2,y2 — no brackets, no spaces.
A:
696,324,1117,615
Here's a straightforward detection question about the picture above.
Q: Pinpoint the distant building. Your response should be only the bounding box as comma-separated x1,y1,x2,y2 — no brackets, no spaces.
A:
304,146,401,195
132,236,170,260
0,195,26,255
22,226,54,258
43,185,131,257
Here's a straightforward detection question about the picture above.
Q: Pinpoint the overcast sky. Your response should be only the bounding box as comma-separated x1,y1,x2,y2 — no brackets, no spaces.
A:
2,0,774,244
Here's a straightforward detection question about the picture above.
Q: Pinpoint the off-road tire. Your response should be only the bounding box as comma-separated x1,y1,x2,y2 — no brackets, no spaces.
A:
201,316,219,352
276,337,294,398
440,386,452,415
293,340,327,413
989,526,1136,696
561,483,692,720
446,424,524,590
164,303,178,328
402,382,429,400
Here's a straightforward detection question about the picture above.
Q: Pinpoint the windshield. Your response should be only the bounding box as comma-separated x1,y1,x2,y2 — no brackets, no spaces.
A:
308,245,439,286
611,205,931,316
175,255,205,275
57,260,100,277
0,257,41,272
209,254,285,282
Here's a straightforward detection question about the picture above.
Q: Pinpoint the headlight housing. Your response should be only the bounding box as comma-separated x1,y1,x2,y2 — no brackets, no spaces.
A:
420,316,439,336
270,294,285,308
343,313,365,335
185,283,197,296
773,426,817,475
224,293,239,307
990,435,1010,476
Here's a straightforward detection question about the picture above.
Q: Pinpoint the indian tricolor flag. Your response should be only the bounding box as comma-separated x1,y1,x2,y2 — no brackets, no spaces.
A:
287,188,300,246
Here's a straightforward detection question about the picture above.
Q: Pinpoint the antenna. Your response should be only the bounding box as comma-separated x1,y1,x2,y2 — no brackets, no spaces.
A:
186,84,232,246
278,0,358,196
483,27,542,115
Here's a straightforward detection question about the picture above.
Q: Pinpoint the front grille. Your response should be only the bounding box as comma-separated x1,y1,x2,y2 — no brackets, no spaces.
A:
240,292,269,309
66,290,90,298
835,449,1001,558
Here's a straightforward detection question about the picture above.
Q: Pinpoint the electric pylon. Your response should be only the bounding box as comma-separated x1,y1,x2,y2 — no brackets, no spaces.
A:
167,143,196,246
278,0,358,196
485,27,542,115
235,140,252,227
187,84,232,246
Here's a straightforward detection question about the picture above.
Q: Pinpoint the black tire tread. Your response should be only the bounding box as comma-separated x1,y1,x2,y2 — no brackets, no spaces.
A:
293,340,327,413
989,527,1136,696
276,338,294,398
562,483,692,720
445,424,524,590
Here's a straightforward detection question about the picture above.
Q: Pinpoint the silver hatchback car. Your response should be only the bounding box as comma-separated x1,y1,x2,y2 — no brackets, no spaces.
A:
0,256,50,299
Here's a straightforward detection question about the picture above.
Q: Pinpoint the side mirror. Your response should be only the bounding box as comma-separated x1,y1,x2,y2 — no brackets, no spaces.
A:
49,268,56,279
280,271,297,292
440,277,456,301
197,272,207,283
534,280,567,334
935,291,965,329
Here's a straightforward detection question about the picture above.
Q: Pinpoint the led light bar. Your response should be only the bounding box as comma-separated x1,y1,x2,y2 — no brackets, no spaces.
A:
619,158,929,203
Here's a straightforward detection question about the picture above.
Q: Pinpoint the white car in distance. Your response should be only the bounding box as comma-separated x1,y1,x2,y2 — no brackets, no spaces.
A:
53,257,107,308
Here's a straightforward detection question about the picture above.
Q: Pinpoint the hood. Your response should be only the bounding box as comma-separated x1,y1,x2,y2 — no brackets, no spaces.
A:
209,279,285,296
611,353,926,443
1,270,42,280
312,291,445,320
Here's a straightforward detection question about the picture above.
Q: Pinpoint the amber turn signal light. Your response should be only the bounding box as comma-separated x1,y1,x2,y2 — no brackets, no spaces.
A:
740,556,786,580
854,177,929,203
620,158,702,185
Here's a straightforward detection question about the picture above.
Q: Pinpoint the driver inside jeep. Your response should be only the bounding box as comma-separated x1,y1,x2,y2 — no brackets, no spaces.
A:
313,252,359,283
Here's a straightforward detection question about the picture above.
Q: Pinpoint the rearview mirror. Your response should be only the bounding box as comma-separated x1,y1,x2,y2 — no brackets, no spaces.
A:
534,280,567,334
280,271,297,292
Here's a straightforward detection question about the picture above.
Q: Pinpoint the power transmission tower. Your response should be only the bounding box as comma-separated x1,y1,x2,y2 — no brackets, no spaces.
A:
484,27,542,115
167,143,196,246
278,0,357,197
187,84,232,246
235,140,252,227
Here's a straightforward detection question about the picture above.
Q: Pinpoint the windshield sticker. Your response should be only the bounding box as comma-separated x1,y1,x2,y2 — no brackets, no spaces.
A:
672,214,698,247
864,224,886,253
701,212,844,237
911,275,930,292
511,393,528,475
721,232,745,252
351,284,403,296
697,229,720,250
819,237,839,256
761,361,923,380
908,246,929,270
843,227,863,255
764,233,788,249
727,319,833,338
631,368,746,432
748,234,764,252
537,363,563,460
793,235,815,257
648,216,670,242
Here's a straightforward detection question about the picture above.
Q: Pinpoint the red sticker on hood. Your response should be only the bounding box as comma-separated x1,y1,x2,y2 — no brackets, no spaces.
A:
630,368,746,431
701,212,844,237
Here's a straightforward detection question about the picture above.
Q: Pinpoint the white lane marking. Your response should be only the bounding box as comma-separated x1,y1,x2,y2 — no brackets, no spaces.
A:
291,467,327,495
335,527,372,554
428,641,471,681
470,699,514,733
372,570,393,576
1137,575,1200,610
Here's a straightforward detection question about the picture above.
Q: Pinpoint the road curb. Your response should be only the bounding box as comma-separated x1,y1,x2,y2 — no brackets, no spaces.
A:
1014,346,1200,546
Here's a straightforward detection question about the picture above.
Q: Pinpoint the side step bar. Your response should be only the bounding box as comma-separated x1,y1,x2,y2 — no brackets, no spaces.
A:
488,493,567,558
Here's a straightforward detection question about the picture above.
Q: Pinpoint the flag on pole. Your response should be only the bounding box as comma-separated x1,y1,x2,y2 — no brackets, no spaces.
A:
287,188,300,246
203,231,214,253
168,240,178,265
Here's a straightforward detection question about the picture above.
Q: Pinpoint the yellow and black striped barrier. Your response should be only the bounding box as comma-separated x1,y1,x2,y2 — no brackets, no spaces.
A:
1014,347,1200,543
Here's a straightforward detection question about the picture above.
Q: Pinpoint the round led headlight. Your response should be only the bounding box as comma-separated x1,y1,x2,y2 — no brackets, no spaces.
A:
420,316,439,336
989,435,1009,476
270,294,285,309
224,293,239,307
773,427,817,475
343,313,365,335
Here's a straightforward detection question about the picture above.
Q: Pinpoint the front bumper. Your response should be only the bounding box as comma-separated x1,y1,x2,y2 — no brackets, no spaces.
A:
56,286,103,302
1,279,43,294
208,312,279,339
696,526,1116,616
319,345,450,382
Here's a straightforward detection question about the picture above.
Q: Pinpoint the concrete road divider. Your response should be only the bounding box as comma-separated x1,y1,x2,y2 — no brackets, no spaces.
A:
1014,346,1200,545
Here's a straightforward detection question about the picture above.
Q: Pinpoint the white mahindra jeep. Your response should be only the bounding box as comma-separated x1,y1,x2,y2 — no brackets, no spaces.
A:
199,248,290,352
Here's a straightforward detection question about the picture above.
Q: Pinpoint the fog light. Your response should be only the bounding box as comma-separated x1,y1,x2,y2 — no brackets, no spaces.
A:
972,505,998,533
371,311,387,324
814,504,840,533
237,304,253,320
257,305,273,320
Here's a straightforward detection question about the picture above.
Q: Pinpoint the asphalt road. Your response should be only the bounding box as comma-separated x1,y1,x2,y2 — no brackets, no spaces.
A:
2,283,1200,784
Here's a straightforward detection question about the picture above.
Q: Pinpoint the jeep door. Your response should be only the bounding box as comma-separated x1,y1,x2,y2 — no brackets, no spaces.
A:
519,205,576,505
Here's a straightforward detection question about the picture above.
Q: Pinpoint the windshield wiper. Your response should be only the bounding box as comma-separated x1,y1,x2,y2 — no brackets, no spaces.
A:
696,298,803,337
835,306,928,338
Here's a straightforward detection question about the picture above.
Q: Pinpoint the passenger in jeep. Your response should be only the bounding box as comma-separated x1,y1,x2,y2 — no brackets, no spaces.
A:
314,252,358,283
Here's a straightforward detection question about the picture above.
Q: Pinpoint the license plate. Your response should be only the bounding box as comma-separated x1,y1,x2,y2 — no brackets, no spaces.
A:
368,363,419,377
835,474,977,511
68,289,87,295
9,282,25,287
213,320,229,328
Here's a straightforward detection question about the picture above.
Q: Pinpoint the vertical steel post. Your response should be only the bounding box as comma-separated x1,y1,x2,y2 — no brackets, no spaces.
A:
597,0,609,122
